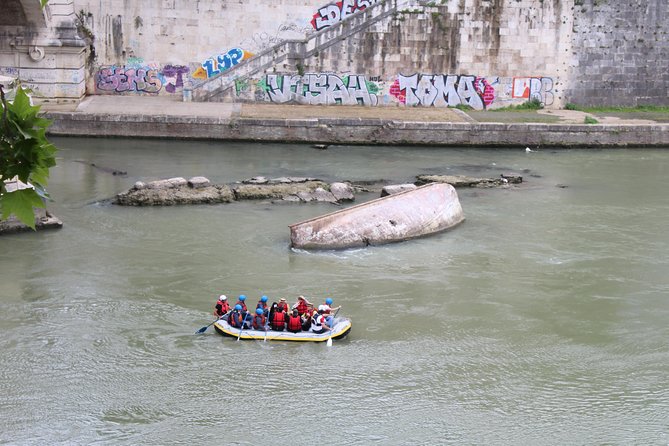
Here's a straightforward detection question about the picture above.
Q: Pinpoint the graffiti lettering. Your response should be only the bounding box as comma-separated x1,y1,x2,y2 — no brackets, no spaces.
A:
311,0,380,31
193,48,253,80
160,65,189,93
265,73,378,106
512,76,554,106
96,66,162,93
392,74,483,109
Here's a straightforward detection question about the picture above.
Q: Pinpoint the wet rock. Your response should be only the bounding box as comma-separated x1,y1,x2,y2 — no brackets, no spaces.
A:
243,176,269,184
500,174,523,184
233,180,329,200
188,176,210,189
115,184,234,206
296,187,337,203
0,210,63,235
312,144,329,150
330,182,355,201
144,177,188,189
381,184,417,197
416,174,512,188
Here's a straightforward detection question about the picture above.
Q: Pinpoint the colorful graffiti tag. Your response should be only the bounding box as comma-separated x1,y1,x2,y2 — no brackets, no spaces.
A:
311,0,380,31
192,48,253,80
96,65,163,93
512,76,554,106
264,73,378,105
390,74,498,110
161,65,190,93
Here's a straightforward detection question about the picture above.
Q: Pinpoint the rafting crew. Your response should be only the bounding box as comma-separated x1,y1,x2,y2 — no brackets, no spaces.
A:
311,308,331,334
228,304,244,328
252,308,268,331
217,294,339,334
214,295,230,318
319,298,340,328
292,295,313,317
235,295,248,312
269,302,287,331
277,297,290,314
256,295,269,316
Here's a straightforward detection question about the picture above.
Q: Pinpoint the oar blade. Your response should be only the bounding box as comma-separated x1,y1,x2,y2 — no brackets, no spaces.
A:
196,326,208,334
326,336,333,347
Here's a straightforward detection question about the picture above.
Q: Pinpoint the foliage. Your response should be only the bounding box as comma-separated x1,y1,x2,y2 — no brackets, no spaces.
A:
566,104,669,113
584,116,599,124
491,98,544,111
0,84,57,229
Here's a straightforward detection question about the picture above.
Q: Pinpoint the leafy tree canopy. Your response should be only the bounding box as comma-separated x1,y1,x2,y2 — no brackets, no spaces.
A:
0,83,58,229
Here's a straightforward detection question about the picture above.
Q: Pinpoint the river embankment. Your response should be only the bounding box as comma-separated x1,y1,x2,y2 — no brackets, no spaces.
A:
43,96,669,148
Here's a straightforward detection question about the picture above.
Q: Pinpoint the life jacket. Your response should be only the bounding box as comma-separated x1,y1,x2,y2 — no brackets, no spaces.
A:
253,314,266,329
287,315,302,332
229,311,243,328
277,302,289,313
296,300,309,315
271,310,286,330
214,301,230,317
311,314,324,331
236,301,247,312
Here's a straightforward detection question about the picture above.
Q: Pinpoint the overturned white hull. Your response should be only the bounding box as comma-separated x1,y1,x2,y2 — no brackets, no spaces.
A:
289,183,464,249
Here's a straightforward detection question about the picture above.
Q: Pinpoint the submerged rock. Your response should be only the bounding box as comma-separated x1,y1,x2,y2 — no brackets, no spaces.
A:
381,184,417,197
115,183,234,206
415,174,520,188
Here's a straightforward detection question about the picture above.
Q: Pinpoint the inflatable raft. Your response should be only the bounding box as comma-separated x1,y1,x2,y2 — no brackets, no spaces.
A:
213,317,352,342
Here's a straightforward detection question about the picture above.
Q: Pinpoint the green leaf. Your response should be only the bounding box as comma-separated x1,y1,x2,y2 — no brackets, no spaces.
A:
40,0,49,8
1,188,45,229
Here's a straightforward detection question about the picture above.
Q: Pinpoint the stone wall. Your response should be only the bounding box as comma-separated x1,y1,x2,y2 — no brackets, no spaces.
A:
0,0,87,104
3,0,667,107
567,0,669,107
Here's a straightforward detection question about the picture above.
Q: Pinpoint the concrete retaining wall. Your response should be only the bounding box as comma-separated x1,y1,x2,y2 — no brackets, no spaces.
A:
44,111,669,148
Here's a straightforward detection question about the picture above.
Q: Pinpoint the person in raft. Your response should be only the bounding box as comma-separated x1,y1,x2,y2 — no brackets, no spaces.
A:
228,304,244,328
277,297,290,314
252,308,268,331
214,295,230,319
256,295,269,316
311,308,331,334
292,295,313,317
286,309,303,333
270,303,287,331
318,297,341,328
235,295,248,312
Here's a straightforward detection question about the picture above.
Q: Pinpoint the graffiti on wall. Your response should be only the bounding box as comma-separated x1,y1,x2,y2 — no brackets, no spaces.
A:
96,65,163,93
311,0,380,31
390,74,500,110
95,62,190,94
192,48,253,80
161,65,190,93
264,73,379,105
512,76,554,106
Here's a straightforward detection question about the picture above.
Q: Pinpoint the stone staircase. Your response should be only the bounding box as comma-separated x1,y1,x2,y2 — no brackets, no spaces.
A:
189,0,418,102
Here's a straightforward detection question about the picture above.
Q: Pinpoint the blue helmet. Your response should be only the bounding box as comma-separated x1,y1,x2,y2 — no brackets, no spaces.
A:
234,304,242,311
326,298,333,305
261,295,268,302
239,295,246,301
256,308,263,315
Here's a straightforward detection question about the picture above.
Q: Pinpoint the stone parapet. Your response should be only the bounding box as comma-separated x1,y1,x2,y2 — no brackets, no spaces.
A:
44,111,669,148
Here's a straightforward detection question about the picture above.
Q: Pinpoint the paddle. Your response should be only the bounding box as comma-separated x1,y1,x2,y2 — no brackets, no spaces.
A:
237,311,251,341
195,311,230,334
326,307,341,347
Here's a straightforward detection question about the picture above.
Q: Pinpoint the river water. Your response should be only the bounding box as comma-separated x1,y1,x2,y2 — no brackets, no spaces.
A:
1,138,668,445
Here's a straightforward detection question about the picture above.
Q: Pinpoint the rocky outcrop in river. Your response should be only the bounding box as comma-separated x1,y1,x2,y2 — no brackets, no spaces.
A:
114,176,356,206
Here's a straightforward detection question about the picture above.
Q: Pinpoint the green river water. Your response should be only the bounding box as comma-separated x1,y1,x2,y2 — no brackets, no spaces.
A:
1,138,668,445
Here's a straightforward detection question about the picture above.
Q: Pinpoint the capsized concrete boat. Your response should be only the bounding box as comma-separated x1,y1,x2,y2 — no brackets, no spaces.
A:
289,183,464,249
